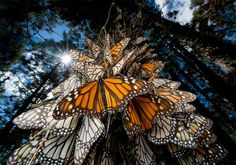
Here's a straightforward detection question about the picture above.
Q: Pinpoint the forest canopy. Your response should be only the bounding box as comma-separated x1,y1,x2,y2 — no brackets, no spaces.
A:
0,0,235,164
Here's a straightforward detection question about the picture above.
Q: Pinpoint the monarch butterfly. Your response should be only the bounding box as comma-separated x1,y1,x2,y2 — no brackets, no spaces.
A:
69,48,132,82
112,50,134,75
152,78,181,90
86,63,106,81
53,77,150,120
149,115,198,148
111,38,130,63
124,95,175,135
69,49,95,63
154,88,197,109
134,134,156,165
141,62,161,74
171,121,197,148
81,35,130,65
195,143,227,163
38,132,76,164
148,116,176,144
197,130,217,147
7,139,40,165
13,104,54,130
176,103,196,113
167,143,187,157
168,143,219,164
72,60,87,76
75,116,104,164
72,61,105,82
187,114,213,137
51,114,80,136
85,38,101,58
69,50,98,79
51,74,82,98
174,114,213,138
86,50,133,80
14,103,81,136
73,61,102,81
139,61,164,79
173,143,227,165
169,114,212,148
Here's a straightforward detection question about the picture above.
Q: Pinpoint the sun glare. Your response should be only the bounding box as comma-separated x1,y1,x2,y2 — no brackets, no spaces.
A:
61,53,72,64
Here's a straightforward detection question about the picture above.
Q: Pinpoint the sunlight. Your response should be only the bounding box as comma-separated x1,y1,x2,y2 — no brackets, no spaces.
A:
61,52,72,64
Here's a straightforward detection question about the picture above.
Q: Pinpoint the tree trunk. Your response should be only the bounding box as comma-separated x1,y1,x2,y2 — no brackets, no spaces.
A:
1,63,60,137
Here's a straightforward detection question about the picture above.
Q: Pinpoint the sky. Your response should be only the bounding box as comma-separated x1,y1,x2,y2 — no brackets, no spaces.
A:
35,22,70,42
1,21,71,103
155,0,194,24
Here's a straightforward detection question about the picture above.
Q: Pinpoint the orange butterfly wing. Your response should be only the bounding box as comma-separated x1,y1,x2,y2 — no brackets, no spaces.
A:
155,88,196,108
140,61,164,77
53,77,149,119
139,61,164,83
111,38,130,63
124,95,175,135
103,77,149,109
141,63,157,75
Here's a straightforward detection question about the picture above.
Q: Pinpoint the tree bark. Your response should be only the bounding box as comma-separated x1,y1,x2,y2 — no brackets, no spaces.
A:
167,37,236,105
142,8,236,60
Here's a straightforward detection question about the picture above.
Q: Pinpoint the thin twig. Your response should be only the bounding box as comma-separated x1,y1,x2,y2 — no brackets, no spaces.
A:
97,2,115,44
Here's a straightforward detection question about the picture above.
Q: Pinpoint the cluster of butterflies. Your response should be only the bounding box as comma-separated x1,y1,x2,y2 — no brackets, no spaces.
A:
8,34,227,165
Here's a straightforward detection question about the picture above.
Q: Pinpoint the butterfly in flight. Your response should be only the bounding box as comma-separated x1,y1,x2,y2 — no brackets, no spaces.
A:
53,77,150,120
